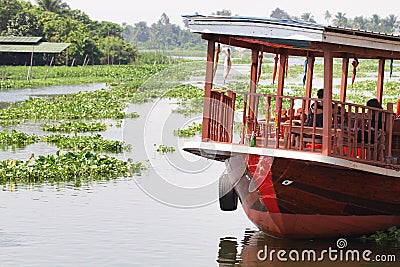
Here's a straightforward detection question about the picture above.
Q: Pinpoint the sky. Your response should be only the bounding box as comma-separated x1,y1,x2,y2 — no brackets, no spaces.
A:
61,0,400,27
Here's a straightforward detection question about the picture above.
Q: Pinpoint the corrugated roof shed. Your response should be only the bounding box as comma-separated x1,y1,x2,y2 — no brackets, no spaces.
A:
0,36,43,44
0,42,70,53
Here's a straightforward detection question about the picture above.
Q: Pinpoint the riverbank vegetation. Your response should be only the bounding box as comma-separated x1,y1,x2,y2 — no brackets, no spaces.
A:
0,63,170,90
269,8,398,34
1,0,135,65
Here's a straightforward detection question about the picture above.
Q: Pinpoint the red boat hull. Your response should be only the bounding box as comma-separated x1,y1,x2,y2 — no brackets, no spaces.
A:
227,154,400,239
243,208,400,239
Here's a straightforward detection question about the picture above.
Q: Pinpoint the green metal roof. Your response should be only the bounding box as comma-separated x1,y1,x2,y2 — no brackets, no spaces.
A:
0,36,43,44
0,42,71,53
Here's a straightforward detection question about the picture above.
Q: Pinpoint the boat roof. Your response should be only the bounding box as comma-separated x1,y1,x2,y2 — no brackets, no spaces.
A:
183,15,400,59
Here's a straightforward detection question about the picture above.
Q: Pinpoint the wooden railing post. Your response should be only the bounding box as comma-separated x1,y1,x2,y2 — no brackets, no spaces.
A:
202,40,215,141
323,51,333,156
241,94,248,144
340,57,349,102
386,103,394,158
227,91,236,143
248,50,259,135
305,55,315,113
377,59,385,104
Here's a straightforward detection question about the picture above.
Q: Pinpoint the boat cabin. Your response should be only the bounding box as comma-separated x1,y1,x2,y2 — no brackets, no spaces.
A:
183,15,400,168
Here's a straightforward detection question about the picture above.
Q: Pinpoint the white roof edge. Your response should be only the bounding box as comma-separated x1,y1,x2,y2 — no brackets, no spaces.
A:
184,15,400,52
185,16,325,42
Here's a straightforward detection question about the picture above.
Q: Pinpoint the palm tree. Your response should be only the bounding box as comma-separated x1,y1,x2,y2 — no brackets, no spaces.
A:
384,14,398,33
270,8,291,20
332,12,348,27
353,16,367,30
369,14,382,32
324,11,332,25
300,13,316,23
36,0,70,13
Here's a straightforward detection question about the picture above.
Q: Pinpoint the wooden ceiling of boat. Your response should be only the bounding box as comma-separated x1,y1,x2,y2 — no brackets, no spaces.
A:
202,33,400,60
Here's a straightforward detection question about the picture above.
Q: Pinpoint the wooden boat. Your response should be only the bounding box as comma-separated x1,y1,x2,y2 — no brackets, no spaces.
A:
182,15,400,239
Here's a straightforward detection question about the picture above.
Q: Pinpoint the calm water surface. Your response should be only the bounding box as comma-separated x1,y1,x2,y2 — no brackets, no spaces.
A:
0,84,398,266
0,83,106,103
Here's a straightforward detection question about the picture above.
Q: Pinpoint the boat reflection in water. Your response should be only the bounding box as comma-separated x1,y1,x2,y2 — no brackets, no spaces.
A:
217,229,399,266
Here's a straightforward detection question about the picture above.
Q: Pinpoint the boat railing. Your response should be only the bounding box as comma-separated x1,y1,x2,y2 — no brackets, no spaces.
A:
202,89,396,166
204,89,236,143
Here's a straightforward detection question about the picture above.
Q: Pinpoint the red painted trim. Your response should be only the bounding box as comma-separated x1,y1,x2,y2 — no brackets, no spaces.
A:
245,155,280,213
259,172,280,213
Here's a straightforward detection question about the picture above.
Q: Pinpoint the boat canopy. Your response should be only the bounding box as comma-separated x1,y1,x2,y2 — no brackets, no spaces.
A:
183,15,400,59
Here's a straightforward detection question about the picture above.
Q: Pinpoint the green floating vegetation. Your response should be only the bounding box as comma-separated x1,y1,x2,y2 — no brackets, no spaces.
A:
174,122,202,138
42,121,107,133
42,134,130,153
156,144,175,154
0,130,39,148
0,87,140,126
165,84,204,101
0,151,144,185
0,64,170,90
367,226,400,245
165,84,205,116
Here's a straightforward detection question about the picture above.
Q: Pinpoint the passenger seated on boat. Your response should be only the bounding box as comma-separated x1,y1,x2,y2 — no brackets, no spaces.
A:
357,98,383,143
307,89,324,127
281,109,288,122
295,108,305,121
287,108,296,120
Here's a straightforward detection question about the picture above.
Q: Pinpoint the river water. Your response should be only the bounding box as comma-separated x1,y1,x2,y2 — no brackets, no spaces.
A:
0,83,398,266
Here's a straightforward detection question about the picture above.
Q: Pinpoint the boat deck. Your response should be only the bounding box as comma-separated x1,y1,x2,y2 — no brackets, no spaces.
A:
203,89,399,169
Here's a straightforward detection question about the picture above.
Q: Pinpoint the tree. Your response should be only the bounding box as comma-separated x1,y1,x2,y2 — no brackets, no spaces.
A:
324,10,332,24
132,21,150,42
92,21,123,38
270,8,291,19
353,16,367,30
36,0,70,14
0,0,24,34
159,13,170,25
99,36,134,64
6,10,43,37
300,13,316,23
67,9,91,25
384,14,398,33
213,10,232,16
332,12,349,27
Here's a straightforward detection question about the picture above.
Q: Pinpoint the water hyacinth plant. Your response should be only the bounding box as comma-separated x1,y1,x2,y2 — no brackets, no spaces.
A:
0,130,39,148
174,122,202,138
156,144,175,154
0,151,144,184
0,88,140,126
42,134,131,153
0,64,170,90
42,121,107,133
367,226,400,245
